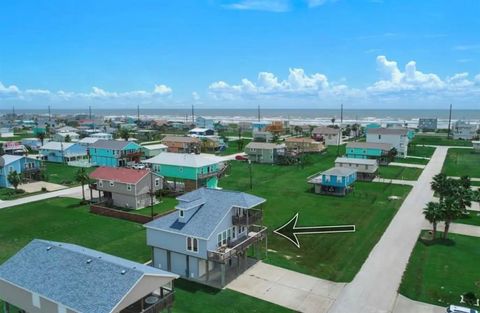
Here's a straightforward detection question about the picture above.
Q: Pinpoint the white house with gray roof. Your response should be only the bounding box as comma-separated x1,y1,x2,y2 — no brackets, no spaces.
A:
244,142,285,164
144,188,267,288
335,157,378,181
0,239,178,313
366,128,409,158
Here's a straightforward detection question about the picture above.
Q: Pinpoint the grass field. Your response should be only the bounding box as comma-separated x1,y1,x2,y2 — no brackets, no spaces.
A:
218,139,251,156
442,148,480,178
399,232,480,308
0,188,45,201
44,162,95,186
455,210,480,227
220,148,412,282
412,134,473,147
0,198,293,313
393,157,429,165
135,196,178,216
407,145,436,158
378,165,423,180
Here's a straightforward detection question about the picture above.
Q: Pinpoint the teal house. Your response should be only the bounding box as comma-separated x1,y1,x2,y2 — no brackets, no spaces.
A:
88,140,143,167
308,167,357,196
145,152,226,191
346,142,393,163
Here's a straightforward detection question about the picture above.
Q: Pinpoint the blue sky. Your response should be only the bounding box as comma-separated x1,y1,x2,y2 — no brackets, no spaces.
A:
0,0,479,109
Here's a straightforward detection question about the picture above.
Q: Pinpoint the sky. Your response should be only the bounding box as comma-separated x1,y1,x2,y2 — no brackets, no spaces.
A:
0,0,479,109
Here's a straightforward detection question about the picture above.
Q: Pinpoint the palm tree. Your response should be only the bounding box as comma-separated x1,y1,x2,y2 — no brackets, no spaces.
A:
331,117,336,126
0,142,4,155
431,173,449,202
118,128,130,141
423,202,443,239
37,132,46,146
7,171,21,190
75,168,90,201
64,134,71,143
441,196,465,239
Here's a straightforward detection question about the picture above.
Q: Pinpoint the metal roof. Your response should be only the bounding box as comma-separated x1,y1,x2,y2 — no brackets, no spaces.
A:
144,152,223,168
335,157,378,165
245,142,284,149
346,142,393,150
367,128,408,135
90,140,136,150
0,239,177,313
40,141,77,151
144,188,266,239
321,167,357,176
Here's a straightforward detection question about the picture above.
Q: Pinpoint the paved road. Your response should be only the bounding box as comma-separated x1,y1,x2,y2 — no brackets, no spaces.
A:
0,185,90,210
389,162,426,169
372,177,417,186
228,261,345,313
328,146,449,313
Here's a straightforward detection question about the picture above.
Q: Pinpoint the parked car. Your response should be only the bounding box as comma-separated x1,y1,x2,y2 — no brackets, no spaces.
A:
235,155,248,161
446,305,478,313
132,163,146,170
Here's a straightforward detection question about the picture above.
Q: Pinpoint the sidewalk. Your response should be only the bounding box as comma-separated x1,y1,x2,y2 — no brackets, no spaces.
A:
372,177,417,186
389,162,426,169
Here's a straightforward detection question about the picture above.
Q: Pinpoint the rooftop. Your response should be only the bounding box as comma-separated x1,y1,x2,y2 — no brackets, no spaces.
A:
346,142,393,150
0,239,177,313
335,157,378,166
90,139,137,150
144,152,223,168
90,167,155,184
246,142,284,149
367,128,408,135
161,136,200,143
141,143,169,150
144,188,265,239
40,141,77,151
312,127,341,135
0,155,30,167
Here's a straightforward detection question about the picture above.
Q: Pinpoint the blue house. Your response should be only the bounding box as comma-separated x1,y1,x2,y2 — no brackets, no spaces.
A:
308,167,357,196
195,116,215,129
88,140,143,167
145,188,267,288
0,155,41,187
0,239,178,313
39,142,88,163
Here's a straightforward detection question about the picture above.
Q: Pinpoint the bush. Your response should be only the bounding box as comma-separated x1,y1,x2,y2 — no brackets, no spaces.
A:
41,187,48,192
14,189,25,194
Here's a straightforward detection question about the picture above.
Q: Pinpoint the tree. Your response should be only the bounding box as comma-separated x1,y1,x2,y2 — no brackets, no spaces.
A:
441,196,465,239
431,173,449,202
64,134,71,143
75,168,90,201
7,171,21,190
37,132,46,146
331,117,336,126
0,142,4,155
423,202,443,239
294,125,302,136
118,128,130,141
387,148,398,162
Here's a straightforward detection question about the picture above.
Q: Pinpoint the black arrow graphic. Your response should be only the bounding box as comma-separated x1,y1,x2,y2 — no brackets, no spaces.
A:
273,213,356,248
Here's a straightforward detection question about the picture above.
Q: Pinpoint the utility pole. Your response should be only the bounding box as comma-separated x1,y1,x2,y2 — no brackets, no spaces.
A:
150,170,155,219
257,105,261,122
137,105,140,122
447,103,452,139
248,160,253,190
89,106,92,120
191,105,195,124
340,103,344,125
48,105,51,121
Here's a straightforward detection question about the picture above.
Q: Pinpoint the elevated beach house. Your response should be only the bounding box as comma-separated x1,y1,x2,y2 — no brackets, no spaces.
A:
52,131,80,143
311,126,342,146
308,167,357,196
335,157,378,181
0,155,41,187
145,152,226,191
89,167,163,210
142,143,169,158
345,142,394,164
418,118,438,132
161,136,201,154
244,142,285,164
88,140,143,167
473,141,480,153
284,137,325,153
453,120,477,140
145,188,267,288
366,128,409,158
0,239,178,313
188,127,215,138
39,142,88,163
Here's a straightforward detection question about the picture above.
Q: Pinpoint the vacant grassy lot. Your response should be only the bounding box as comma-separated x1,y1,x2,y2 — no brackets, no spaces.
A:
44,162,95,186
218,139,251,156
442,148,480,178
0,198,292,313
456,210,480,227
135,196,178,216
220,149,412,282
393,157,429,165
408,145,436,158
378,165,423,180
412,134,473,147
399,232,480,308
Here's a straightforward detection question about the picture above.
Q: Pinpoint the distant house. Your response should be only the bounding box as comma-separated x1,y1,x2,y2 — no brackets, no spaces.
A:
252,131,273,143
200,137,226,153
88,140,143,167
265,121,285,134
285,137,325,153
21,138,48,151
39,142,88,163
418,118,438,132
366,128,409,158
311,127,342,146
161,136,201,154
90,132,113,140
473,141,480,153
335,157,378,181
145,188,267,288
346,142,394,164
244,142,285,164
195,116,215,129
308,167,357,196
56,126,79,133
52,131,80,142
0,155,41,187
188,127,215,138
89,167,162,209
1,141,28,155
145,152,225,191
142,143,169,158
453,120,477,140
365,123,381,132
0,128,14,138
251,121,270,132
78,136,101,147
0,239,178,313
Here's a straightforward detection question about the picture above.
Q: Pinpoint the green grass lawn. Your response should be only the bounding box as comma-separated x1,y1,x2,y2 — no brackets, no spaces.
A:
412,134,473,147
399,232,480,308
135,196,178,216
442,148,480,178
0,188,46,201
44,162,95,186
455,210,480,227
378,165,423,180
408,145,436,158
393,157,430,165
220,148,412,282
218,139,251,156
0,198,292,313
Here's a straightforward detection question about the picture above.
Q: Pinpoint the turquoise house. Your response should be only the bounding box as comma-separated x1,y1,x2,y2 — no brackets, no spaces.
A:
0,155,41,187
88,140,143,167
346,142,393,163
365,123,381,134
145,152,225,191
308,167,357,196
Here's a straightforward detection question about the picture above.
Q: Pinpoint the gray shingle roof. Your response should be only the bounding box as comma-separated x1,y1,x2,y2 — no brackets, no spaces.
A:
245,142,284,149
144,188,266,239
0,239,177,313
89,139,133,150
321,167,357,176
335,157,378,166
346,142,393,150
367,128,408,135
312,127,341,135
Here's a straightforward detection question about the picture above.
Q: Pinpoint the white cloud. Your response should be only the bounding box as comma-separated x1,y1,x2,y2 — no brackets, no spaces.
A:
153,84,172,95
0,81,20,95
306,0,336,8
224,0,289,12
192,91,200,101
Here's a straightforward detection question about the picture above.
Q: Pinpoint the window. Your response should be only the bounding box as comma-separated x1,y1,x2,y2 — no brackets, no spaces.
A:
179,167,183,172
378,135,381,140
155,178,160,187
337,176,342,183
232,226,237,239
109,181,114,187
179,210,184,218
325,175,330,182
98,180,103,187
127,184,132,191
32,293,41,308
58,305,67,313
186,237,198,253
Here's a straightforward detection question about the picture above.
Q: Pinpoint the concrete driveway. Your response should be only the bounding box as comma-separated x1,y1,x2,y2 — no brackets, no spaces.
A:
389,162,426,169
227,261,345,313
19,181,66,193
393,295,445,313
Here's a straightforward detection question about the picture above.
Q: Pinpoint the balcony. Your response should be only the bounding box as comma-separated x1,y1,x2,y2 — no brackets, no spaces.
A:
232,209,263,226
121,289,175,313
207,225,267,263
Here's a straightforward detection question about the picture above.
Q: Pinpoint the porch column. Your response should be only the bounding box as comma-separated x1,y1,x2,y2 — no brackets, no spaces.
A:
205,260,209,282
4,302,10,313
220,263,226,287
89,187,93,203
